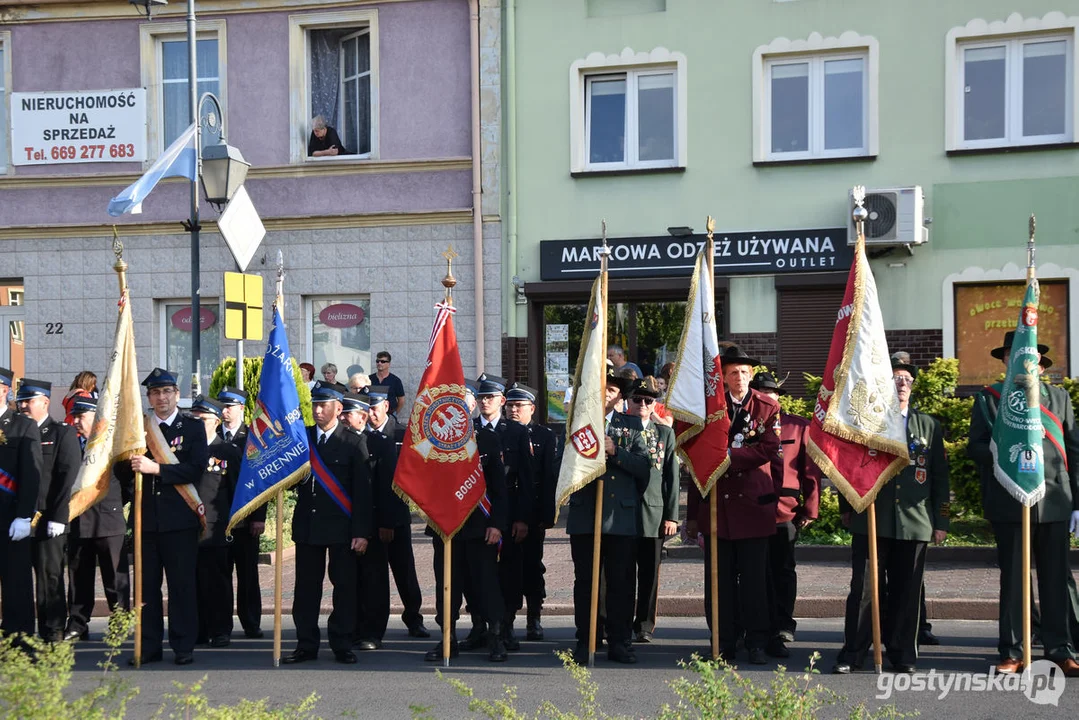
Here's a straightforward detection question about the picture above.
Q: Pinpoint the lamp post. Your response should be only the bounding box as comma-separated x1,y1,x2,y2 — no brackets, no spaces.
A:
130,0,249,398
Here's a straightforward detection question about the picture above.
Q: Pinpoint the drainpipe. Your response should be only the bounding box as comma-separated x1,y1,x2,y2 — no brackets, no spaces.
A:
469,0,485,374
504,0,518,337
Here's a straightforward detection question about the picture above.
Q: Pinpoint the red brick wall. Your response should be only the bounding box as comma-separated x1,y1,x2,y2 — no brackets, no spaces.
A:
502,336,529,384
884,329,944,368
728,332,778,369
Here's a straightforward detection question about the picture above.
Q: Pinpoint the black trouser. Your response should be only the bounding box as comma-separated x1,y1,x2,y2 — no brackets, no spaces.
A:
838,533,926,668
292,542,357,654
230,528,262,634
386,524,424,629
32,534,68,639
67,534,129,635
570,533,634,649
992,520,1075,662
431,535,504,633
355,536,390,642
633,536,663,635
919,583,932,635
767,521,798,639
499,532,526,621
0,508,35,637
142,528,200,657
522,524,547,619
196,545,233,641
704,536,770,652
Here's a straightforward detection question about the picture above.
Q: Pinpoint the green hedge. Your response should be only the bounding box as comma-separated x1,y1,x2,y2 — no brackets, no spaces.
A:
208,355,313,427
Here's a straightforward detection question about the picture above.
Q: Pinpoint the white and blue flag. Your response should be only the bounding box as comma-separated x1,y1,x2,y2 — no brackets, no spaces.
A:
107,123,197,216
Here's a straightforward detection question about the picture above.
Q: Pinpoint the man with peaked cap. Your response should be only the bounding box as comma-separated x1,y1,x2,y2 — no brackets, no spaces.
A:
114,368,208,665
188,396,235,647
505,381,560,641
833,354,949,675
623,377,679,645
16,379,80,643
686,344,783,665
215,386,264,639
367,385,428,639
473,373,535,652
65,396,130,643
283,381,373,665
749,370,822,657
970,332,1079,676
566,367,650,664
0,367,43,640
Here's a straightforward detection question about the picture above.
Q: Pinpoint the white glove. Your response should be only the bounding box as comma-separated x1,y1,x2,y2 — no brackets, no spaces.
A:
8,517,31,541
1070,510,1079,540
47,521,65,538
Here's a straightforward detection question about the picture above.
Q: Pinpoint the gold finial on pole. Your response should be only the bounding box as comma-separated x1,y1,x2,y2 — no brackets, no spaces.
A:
441,245,459,302
112,226,129,293
1026,214,1037,282
706,216,715,243
852,186,868,243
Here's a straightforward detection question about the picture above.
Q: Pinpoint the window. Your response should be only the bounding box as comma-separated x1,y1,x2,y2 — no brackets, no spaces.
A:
160,300,221,397
305,297,371,381
140,21,227,157
752,33,879,163
947,13,1078,151
570,47,687,173
289,10,380,163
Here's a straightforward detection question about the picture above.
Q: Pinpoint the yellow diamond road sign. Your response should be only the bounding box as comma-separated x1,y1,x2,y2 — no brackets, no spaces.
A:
224,272,263,341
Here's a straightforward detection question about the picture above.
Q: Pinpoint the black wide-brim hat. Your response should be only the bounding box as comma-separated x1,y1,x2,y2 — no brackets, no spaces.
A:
718,344,758,367
605,367,631,394
628,377,661,399
749,371,786,395
990,330,1049,360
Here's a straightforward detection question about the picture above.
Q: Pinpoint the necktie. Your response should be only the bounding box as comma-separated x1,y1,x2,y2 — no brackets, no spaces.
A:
224,430,232,442
160,422,169,433
79,436,86,452
318,433,327,446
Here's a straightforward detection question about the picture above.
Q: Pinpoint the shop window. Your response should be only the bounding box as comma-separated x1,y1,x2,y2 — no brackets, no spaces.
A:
305,297,371,382
570,47,687,174
140,21,227,157
289,10,380,163
160,300,221,396
954,280,1069,387
752,33,879,163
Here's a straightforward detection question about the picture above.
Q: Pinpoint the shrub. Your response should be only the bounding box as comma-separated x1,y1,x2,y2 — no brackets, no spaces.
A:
209,356,313,427
799,487,851,546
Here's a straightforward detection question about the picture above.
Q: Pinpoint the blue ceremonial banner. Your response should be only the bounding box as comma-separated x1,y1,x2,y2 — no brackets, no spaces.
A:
107,123,196,216
225,304,310,535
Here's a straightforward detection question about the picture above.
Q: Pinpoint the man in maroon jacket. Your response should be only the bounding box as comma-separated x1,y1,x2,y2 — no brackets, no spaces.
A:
750,371,822,659
687,345,783,665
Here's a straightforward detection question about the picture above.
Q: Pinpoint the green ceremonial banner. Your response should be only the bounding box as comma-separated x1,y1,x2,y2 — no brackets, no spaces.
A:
989,277,1046,507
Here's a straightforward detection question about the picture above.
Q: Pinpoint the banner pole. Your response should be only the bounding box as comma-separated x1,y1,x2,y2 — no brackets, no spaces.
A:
1022,505,1031,670
443,537,452,668
273,488,283,667
133,470,143,667
588,225,610,668
867,502,883,674
703,223,720,661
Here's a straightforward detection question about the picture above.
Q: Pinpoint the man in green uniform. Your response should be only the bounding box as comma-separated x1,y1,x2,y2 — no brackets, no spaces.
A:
834,353,949,674
969,332,1079,676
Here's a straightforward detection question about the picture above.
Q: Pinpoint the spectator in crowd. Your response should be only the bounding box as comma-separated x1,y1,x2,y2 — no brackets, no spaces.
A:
348,373,371,393
63,371,97,425
369,351,406,417
321,363,339,384
607,345,643,380
308,116,349,158
299,363,316,384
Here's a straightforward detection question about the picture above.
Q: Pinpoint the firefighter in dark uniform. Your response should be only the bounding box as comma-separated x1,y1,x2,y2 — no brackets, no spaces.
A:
505,382,559,641
424,404,509,662
189,396,235,647
970,332,1079,677
567,368,650,664
833,354,950,674
115,368,208,665
64,396,130,642
0,367,43,641
367,386,429,639
472,374,534,651
216,386,265,639
282,381,373,665
15,379,80,642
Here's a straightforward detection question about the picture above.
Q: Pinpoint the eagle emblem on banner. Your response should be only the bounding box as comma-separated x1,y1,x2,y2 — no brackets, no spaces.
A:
411,383,477,462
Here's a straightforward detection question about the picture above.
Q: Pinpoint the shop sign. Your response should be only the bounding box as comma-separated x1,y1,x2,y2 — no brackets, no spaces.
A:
171,306,216,333
319,303,365,329
540,228,852,280
11,89,147,165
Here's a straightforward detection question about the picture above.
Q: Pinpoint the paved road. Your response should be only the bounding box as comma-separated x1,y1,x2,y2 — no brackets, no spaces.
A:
68,618,1074,719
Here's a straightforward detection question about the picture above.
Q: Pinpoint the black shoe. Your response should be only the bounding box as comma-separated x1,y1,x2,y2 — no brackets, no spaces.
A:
526,617,544,641
571,643,589,665
892,663,916,674
334,650,358,664
244,628,265,639
209,635,231,648
747,647,768,665
355,639,382,651
408,623,431,639
918,629,940,646
634,631,653,644
459,630,487,652
281,648,318,664
488,624,508,662
128,651,163,666
502,621,520,652
719,649,737,664
777,629,795,644
765,638,790,658
174,652,194,666
63,627,88,643
608,646,638,664
424,640,459,661
832,662,852,674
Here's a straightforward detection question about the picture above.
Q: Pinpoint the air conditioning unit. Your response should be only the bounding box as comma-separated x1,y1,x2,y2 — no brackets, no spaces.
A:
847,186,928,247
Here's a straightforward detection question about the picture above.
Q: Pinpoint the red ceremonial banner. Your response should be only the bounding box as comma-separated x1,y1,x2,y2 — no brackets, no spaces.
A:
393,303,485,539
